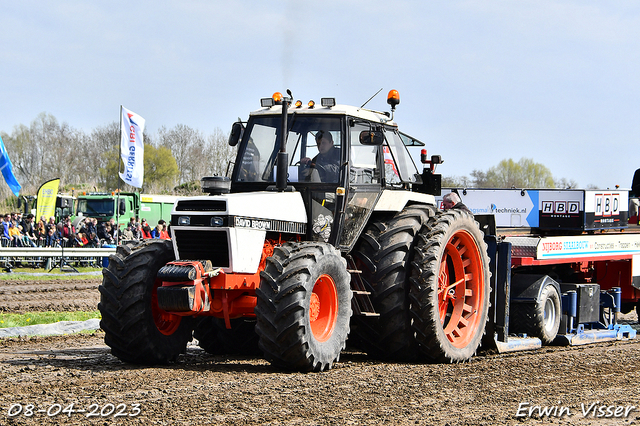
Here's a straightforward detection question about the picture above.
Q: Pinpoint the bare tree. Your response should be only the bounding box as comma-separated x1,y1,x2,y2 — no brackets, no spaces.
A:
206,127,236,178
157,124,207,185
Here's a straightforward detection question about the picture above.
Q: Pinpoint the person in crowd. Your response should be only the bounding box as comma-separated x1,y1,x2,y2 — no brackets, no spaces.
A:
2,214,14,246
46,216,57,233
73,232,89,247
45,226,61,247
34,219,47,246
151,220,170,239
80,217,100,247
128,217,141,240
97,221,114,245
20,213,38,247
60,216,75,247
141,220,153,239
108,218,118,242
9,221,23,247
104,222,116,245
120,225,134,242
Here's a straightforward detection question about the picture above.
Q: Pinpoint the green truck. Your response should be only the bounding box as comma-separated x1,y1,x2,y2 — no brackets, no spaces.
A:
74,192,179,228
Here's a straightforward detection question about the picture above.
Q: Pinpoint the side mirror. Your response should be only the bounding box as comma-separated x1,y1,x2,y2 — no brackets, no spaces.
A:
359,130,384,145
119,200,126,215
228,122,244,147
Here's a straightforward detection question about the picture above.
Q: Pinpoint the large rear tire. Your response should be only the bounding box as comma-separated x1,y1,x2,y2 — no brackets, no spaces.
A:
99,240,193,364
409,210,490,362
351,206,435,360
254,242,352,371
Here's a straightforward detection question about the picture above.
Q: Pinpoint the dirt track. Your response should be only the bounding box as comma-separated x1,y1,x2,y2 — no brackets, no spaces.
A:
1,276,640,425
0,276,100,313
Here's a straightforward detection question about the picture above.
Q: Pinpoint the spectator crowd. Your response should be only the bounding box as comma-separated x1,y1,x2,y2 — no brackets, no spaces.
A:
1,212,171,248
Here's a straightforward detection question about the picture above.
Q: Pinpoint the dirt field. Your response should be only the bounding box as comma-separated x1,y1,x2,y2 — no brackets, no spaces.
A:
1,276,640,425
0,275,100,313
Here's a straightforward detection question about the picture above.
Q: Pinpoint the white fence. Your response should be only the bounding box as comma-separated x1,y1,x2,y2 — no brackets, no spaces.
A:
0,247,117,269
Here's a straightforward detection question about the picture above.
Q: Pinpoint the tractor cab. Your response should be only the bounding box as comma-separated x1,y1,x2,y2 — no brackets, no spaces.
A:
229,90,425,251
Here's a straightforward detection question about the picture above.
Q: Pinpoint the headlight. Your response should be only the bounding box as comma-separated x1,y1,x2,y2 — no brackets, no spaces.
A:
178,216,190,226
211,217,224,227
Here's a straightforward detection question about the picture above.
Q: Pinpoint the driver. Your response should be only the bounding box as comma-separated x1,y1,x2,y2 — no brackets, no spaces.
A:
301,130,340,182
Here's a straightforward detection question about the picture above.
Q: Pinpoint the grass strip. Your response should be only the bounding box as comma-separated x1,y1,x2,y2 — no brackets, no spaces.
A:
0,266,102,281
0,311,101,328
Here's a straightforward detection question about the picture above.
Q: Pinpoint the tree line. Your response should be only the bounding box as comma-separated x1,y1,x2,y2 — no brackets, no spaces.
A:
0,113,582,208
441,158,580,189
0,113,236,204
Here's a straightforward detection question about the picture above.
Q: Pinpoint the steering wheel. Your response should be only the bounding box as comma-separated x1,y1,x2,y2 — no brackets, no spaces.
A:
304,162,329,182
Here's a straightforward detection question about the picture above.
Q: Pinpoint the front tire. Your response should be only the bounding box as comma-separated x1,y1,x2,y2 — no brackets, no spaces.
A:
99,240,193,364
409,210,491,362
254,242,352,371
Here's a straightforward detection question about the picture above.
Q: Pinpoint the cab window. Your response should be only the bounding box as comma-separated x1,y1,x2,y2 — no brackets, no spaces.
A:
349,125,379,184
384,129,420,184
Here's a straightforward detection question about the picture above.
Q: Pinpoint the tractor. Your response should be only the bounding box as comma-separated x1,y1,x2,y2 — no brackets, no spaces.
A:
99,90,490,371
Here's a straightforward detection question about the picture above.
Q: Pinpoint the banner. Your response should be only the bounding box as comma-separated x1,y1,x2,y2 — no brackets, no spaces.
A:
119,106,145,188
36,178,60,222
0,134,21,196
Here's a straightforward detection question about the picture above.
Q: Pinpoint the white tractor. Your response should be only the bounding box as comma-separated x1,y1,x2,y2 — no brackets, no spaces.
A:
99,90,490,371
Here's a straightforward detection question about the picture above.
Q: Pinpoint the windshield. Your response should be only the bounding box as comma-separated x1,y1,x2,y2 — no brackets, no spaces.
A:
235,115,342,183
77,199,113,216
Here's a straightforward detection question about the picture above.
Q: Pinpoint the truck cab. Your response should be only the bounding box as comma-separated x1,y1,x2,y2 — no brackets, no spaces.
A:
228,92,429,251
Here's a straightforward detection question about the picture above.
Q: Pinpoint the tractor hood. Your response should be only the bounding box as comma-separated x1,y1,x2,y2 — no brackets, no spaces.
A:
169,191,308,274
172,191,307,226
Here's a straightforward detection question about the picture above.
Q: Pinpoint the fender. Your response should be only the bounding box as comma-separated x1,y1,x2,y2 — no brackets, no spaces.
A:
510,274,561,304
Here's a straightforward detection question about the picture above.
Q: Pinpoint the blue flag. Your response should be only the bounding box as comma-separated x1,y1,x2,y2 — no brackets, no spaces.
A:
0,135,21,196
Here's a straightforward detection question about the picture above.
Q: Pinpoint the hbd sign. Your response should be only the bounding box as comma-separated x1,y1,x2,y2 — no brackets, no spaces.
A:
542,201,580,216
594,193,620,217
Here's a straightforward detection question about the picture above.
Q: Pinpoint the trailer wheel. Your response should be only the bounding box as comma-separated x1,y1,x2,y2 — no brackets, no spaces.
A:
99,240,193,364
193,317,260,355
351,206,436,360
512,285,561,345
254,242,352,371
409,210,491,362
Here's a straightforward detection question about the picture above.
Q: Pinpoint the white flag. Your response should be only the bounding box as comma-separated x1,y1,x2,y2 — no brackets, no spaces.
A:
119,106,145,188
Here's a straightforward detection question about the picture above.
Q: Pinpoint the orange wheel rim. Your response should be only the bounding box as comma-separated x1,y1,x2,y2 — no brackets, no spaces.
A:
151,279,182,336
437,230,485,348
310,274,338,342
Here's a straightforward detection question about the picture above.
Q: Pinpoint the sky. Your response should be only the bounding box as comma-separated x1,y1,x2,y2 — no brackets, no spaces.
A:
1,1,639,190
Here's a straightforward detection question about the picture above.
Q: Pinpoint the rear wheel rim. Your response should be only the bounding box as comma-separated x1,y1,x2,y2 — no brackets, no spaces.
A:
151,279,182,336
310,274,338,342
543,296,557,334
437,230,485,348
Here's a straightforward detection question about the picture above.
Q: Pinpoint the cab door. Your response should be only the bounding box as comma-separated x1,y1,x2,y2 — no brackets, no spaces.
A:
337,122,383,251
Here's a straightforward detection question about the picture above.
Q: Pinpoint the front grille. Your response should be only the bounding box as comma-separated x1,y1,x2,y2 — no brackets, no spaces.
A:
175,199,226,212
174,229,229,267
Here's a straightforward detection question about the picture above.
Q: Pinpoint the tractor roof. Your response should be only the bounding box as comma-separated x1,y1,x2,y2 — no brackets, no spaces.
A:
249,103,398,127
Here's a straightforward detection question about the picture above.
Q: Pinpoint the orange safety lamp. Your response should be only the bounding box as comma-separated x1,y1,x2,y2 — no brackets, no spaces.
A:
387,90,400,109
